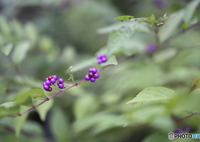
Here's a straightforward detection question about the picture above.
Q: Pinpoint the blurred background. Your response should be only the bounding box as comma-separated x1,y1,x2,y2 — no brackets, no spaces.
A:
0,0,200,142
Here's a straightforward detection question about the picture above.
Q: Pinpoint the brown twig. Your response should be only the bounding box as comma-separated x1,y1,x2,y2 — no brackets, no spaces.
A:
11,79,85,117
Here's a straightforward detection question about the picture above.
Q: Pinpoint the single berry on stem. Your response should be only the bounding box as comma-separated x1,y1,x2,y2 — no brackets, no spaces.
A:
58,78,65,83
53,75,58,80
43,85,49,91
58,83,64,89
91,68,97,73
84,75,90,81
90,78,96,82
101,57,107,62
94,73,100,79
45,80,51,86
50,78,56,84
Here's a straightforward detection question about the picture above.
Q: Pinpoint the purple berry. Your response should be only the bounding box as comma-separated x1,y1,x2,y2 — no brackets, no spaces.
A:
100,53,106,58
58,78,65,83
84,75,90,80
43,85,49,91
98,59,102,64
43,82,47,86
90,78,96,82
146,43,156,52
88,72,94,78
174,129,182,134
88,68,93,72
91,68,97,73
50,78,56,84
97,55,102,59
101,57,107,62
182,126,190,132
58,83,64,89
45,78,49,81
45,80,51,86
53,75,58,80
94,73,100,79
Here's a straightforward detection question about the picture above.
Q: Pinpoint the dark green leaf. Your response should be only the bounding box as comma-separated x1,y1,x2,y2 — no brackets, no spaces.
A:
184,0,200,23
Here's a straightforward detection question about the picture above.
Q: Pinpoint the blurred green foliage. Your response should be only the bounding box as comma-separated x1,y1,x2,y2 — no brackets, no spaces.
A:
0,0,200,142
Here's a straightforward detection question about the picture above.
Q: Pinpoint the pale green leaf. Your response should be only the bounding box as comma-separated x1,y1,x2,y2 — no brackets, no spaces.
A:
33,97,53,121
50,108,70,142
13,105,29,136
0,16,10,35
115,15,134,22
100,55,118,66
25,22,38,44
12,20,24,39
107,22,137,56
12,41,31,64
126,86,175,104
1,43,13,56
70,58,96,73
158,10,184,43
184,0,200,23
0,102,15,108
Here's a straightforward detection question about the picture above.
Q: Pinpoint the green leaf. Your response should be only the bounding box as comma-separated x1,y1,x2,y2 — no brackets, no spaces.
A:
12,88,45,106
133,14,156,22
33,97,53,121
12,20,24,39
100,55,118,66
12,41,31,64
0,102,15,108
0,43,13,56
25,22,38,44
158,10,184,43
126,86,175,104
50,107,70,142
184,0,200,23
107,22,137,56
70,58,96,73
0,16,10,35
13,105,29,136
74,95,98,120
191,76,200,91
115,15,134,22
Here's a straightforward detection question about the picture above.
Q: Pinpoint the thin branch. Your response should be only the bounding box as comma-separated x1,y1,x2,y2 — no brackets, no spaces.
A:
175,110,200,123
175,113,195,123
11,79,86,117
162,21,200,47
0,124,37,137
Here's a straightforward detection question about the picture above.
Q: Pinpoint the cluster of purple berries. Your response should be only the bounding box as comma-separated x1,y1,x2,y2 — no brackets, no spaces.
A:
84,68,100,82
42,75,65,91
97,53,107,64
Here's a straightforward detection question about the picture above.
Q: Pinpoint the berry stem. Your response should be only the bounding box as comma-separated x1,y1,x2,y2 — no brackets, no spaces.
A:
11,79,86,117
